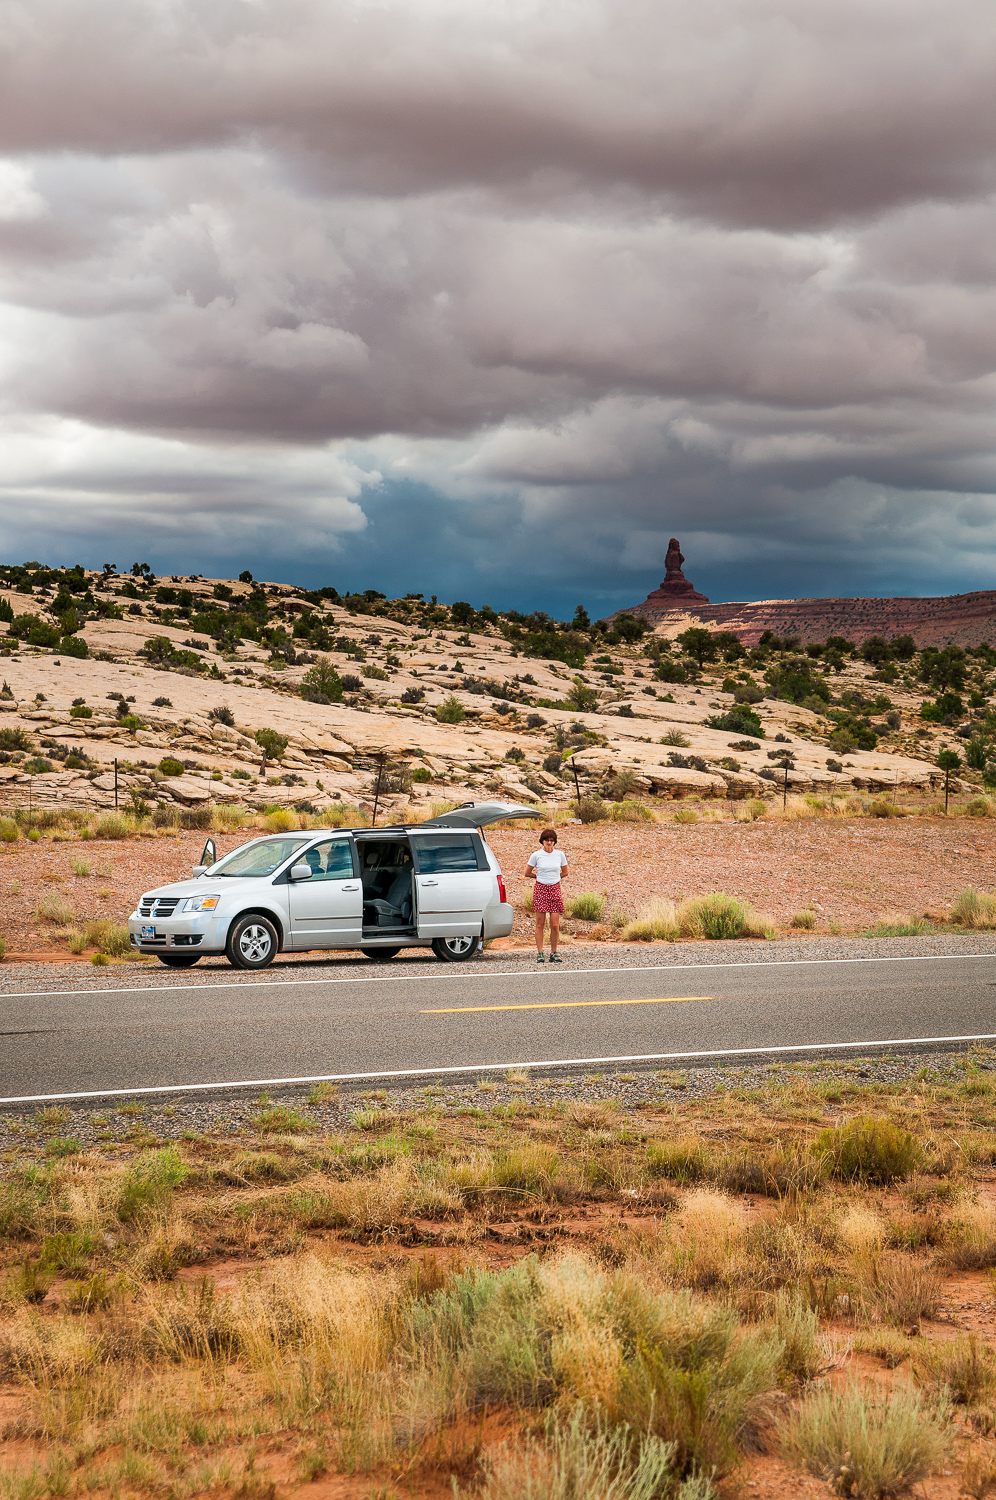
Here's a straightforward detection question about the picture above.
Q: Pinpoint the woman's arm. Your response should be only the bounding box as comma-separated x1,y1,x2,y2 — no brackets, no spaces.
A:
559,862,570,881
523,858,537,879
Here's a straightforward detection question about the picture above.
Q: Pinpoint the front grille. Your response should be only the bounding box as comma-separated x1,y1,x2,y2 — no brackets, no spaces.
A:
139,897,180,917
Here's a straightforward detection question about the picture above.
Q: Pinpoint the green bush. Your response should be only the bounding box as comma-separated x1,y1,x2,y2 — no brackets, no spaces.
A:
0,818,19,841
158,757,184,776
60,633,89,658
69,703,92,718
0,726,31,751
566,679,600,712
436,695,466,724
612,799,654,822
118,1146,189,1222
646,1139,708,1183
951,887,996,930
301,656,343,704
706,708,764,738
94,813,129,839
83,918,132,955
567,891,606,921
813,1115,922,1183
578,796,608,823
691,892,749,939
412,766,432,782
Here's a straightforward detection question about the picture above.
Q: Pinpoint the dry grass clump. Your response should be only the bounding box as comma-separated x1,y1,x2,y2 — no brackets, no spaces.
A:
780,1384,949,1496
469,1406,686,1500
82,918,132,958
872,910,932,937
814,1115,923,1184
623,893,775,943
34,892,75,926
952,888,996,930
93,812,130,839
566,891,607,921
790,909,816,929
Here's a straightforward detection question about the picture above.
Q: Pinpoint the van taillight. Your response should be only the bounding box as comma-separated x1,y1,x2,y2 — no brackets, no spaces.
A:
497,875,507,903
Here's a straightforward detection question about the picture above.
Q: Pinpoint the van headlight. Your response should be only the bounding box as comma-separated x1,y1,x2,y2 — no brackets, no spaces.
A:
180,895,220,913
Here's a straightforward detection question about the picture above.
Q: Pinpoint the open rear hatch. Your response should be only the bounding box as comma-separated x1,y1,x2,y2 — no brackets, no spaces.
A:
420,801,538,829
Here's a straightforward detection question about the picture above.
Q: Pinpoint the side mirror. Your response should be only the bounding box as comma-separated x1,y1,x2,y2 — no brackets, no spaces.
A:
289,863,313,881
191,864,206,878
199,837,217,868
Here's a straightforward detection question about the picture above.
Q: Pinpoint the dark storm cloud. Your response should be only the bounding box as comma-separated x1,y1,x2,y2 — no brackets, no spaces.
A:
0,0,995,605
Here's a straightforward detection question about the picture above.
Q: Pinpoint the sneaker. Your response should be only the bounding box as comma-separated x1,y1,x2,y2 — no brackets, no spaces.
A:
549,953,563,963
535,952,545,962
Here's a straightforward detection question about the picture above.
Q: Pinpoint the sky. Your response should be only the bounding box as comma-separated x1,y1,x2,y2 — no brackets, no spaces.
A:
1,0,996,619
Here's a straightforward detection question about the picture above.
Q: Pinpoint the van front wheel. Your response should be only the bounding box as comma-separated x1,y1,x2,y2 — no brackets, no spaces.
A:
227,915,278,970
360,947,400,961
432,936,479,963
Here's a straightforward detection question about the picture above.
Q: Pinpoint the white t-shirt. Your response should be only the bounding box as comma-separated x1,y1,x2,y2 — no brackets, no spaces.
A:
529,848,567,885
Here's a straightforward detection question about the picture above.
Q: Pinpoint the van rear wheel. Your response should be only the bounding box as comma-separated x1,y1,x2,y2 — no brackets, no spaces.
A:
432,936,479,963
360,947,400,961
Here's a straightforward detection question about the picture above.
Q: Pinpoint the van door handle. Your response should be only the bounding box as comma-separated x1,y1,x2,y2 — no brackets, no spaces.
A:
342,883,359,891
422,879,439,886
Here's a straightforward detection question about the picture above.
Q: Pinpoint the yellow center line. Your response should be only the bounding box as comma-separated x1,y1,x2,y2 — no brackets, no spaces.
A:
421,996,713,1014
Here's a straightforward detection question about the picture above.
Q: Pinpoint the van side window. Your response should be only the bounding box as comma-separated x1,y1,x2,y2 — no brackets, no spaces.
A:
412,835,482,873
303,839,355,880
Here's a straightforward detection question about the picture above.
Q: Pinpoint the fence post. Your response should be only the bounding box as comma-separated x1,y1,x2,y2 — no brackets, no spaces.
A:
114,758,118,809
571,757,582,817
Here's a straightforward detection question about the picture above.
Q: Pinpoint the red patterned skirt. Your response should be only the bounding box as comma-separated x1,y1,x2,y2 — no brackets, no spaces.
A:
533,881,565,914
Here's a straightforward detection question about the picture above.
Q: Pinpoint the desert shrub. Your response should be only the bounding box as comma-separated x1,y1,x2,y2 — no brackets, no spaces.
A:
646,1139,708,1184
83,919,132,957
578,797,608,823
706,708,764,738
868,799,899,818
872,911,931,937
265,808,299,832
951,887,996,930
412,766,432,782
0,935,6,960
301,656,343,703
673,807,698,824
34,892,75,925
866,1253,942,1331
208,705,235,726
814,1115,922,1184
118,1147,189,1222
519,886,534,913
779,1384,949,1496
967,796,996,817
567,891,606,922
151,805,179,828
0,817,19,842
791,910,816,929
94,812,129,839
60,633,89,658
475,1406,682,1500
661,729,691,747
612,799,654,822
913,1334,996,1406
623,899,680,942
677,893,775,941
435,694,466,724
69,703,92,718
0,726,32,751
177,806,212,830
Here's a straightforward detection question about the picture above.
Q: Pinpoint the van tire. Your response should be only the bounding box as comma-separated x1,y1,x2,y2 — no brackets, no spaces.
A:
431,935,479,963
360,947,401,961
227,915,278,970
156,954,201,968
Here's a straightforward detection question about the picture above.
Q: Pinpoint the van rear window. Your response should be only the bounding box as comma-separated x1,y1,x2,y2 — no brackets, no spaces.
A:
411,835,482,873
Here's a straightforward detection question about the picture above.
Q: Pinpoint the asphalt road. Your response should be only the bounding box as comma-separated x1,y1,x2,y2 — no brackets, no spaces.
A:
2,951,996,1103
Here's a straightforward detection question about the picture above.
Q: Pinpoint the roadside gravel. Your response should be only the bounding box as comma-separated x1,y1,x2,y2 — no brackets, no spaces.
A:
4,931,996,995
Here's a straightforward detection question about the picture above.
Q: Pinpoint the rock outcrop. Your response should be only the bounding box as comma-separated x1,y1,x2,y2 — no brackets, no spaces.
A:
632,538,710,611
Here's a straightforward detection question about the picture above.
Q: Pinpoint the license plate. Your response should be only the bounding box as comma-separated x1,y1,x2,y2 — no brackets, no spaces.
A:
141,925,156,939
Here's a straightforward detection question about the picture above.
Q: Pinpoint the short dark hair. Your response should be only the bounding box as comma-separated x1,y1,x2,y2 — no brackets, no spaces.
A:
540,828,557,843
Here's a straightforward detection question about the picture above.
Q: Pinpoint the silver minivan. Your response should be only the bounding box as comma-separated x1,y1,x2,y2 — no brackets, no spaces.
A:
126,802,536,970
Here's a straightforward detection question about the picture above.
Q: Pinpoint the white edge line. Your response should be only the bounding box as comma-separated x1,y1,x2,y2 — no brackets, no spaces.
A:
1,950,994,1002
3,1032,996,1105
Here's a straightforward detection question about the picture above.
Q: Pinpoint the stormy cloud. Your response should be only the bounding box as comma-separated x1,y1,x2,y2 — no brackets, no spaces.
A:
0,0,995,610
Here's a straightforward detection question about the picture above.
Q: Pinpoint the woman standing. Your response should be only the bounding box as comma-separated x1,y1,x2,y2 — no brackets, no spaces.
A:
524,828,569,963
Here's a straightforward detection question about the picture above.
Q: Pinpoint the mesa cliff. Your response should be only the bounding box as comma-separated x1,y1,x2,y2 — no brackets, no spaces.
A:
623,543,996,647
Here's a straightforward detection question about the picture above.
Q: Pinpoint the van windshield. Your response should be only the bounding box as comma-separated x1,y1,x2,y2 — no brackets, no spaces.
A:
211,837,311,877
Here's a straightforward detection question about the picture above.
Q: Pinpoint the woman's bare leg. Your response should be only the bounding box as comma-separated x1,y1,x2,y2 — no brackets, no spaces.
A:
534,912,546,953
549,912,560,953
